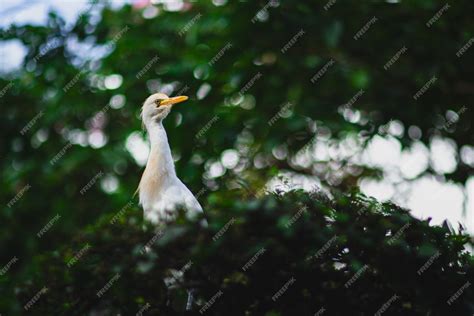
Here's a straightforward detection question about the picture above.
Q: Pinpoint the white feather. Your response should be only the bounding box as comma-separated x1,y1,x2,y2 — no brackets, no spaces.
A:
138,94,204,225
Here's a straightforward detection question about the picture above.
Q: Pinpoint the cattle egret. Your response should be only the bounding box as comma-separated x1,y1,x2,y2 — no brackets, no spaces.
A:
137,93,205,311
137,93,204,225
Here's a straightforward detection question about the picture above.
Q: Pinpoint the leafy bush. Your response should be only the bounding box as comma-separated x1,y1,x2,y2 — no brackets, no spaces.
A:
17,190,474,315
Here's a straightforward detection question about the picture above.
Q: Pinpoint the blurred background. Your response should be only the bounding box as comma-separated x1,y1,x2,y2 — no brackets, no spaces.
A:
1,0,473,308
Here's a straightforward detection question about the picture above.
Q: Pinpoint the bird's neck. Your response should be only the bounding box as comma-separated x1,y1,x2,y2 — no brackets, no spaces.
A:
145,121,177,180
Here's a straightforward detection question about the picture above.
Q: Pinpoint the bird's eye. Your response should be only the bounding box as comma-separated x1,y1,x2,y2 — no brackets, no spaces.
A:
154,100,162,107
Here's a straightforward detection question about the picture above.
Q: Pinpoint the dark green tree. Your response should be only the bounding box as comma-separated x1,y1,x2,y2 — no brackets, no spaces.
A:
1,0,473,314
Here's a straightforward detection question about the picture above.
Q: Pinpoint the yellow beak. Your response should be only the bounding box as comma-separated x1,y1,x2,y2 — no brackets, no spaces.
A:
159,95,189,106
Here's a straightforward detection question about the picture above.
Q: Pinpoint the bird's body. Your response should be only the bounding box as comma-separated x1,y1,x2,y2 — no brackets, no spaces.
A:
138,93,203,224
137,93,204,311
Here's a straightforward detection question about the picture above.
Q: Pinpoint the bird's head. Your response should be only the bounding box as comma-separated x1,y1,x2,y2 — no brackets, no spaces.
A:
141,93,189,127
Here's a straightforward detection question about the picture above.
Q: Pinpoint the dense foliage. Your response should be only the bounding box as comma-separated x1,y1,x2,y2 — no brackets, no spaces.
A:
1,0,473,314
17,190,474,315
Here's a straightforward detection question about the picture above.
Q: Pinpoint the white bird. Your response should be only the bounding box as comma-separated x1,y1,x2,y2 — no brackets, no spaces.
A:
138,93,204,310
137,93,204,225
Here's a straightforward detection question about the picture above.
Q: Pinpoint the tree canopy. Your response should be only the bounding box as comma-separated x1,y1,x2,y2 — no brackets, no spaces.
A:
15,190,474,315
1,0,473,314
